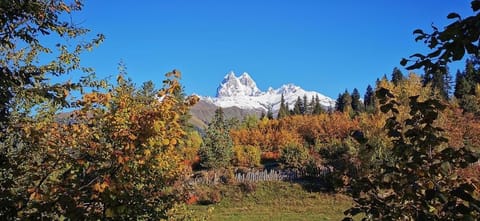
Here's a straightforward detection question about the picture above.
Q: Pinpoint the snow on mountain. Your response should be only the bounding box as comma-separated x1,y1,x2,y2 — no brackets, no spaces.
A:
202,72,335,113
216,71,261,97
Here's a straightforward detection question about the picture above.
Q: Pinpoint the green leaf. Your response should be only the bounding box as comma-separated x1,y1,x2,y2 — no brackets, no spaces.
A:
446,12,461,20
413,29,425,35
452,42,466,60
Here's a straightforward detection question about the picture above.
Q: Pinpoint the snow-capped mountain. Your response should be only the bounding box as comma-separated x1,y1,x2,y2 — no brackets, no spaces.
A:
201,71,335,113
216,71,262,97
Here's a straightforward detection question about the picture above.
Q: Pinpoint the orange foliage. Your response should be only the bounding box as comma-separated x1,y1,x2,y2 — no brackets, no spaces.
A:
443,107,480,149
230,113,359,161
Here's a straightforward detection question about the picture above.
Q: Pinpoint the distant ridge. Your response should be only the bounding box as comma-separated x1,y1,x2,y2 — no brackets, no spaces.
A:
189,71,335,128
202,71,335,113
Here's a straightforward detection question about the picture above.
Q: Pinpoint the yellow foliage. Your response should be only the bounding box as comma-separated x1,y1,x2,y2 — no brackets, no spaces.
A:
6,71,198,218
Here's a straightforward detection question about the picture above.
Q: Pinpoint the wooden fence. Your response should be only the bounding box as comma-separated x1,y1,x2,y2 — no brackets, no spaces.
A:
187,167,333,185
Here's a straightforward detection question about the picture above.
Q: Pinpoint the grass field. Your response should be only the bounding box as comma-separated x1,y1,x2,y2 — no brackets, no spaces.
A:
189,181,353,221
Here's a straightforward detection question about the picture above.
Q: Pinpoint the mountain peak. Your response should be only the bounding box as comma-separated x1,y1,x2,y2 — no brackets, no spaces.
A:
223,71,236,81
208,71,335,112
216,71,261,98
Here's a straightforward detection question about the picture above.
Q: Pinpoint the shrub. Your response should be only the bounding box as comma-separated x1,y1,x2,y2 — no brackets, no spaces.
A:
232,145,262,167
280,144,310,169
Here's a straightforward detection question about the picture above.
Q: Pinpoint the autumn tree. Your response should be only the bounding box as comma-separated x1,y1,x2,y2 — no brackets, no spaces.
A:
199,107,234,169
0,0,104,126
344,88,479,220
346,2,480,218
1,69,199,219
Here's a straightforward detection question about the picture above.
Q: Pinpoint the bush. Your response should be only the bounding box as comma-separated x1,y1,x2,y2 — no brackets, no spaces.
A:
280,144,310,169
232,145,261,167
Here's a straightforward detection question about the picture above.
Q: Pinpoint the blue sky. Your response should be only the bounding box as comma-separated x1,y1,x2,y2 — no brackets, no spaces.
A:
73,0,473,98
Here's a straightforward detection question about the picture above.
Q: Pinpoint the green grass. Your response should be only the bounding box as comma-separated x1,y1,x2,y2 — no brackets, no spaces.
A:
189,181,353,221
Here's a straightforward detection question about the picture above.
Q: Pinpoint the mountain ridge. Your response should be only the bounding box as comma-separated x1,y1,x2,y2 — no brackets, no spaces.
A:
201,71,335,113
189,71,335,128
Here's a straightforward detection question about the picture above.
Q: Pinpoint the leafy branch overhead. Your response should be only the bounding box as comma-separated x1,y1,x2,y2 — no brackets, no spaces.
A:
401,1,480,73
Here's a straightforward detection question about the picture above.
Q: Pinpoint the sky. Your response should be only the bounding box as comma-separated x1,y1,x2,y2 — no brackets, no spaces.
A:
70,0,474,98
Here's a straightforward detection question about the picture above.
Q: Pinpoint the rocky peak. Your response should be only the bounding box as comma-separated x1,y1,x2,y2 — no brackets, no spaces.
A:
216,71,261,98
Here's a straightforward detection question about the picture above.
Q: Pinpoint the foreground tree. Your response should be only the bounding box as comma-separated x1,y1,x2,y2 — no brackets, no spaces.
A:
0,0,104,126
401,1,480,75
1,69,199,219
344,88,479,220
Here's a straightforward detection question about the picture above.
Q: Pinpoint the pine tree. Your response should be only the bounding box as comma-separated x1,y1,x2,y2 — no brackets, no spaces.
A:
308,95,316,115
465,58,479,94
199,107,233,169
364,85,374,106
336,90,352,113
341,90,352,113
312,95,323,114
303,94,309,114
277,94,288,119
423,67,450,99
351,88,363,112
454,70,470,99
455,58,480,113
335,93,344,112
391,67,404,86
293,96,304,115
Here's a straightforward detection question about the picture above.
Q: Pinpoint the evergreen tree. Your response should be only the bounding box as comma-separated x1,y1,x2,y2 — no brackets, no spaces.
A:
423,67,450,99
351,88,363,112
199,107,233,169
341,90,352,113
137,80,156,103
312,95,323,114
303,94,309,114
455,58,480,113
391,67,404,86
464,58,480,94
241,115,259,129
293,96,304,115
364,84,375,108
277,94,288,119
308,95,315,115
336,90,352,113
335,93,344,112
454,70,470,99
